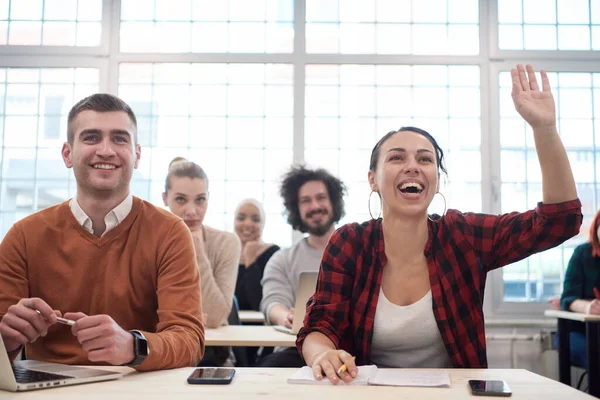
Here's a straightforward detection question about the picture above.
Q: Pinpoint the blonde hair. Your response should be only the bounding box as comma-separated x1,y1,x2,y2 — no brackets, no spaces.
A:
164,157,209,192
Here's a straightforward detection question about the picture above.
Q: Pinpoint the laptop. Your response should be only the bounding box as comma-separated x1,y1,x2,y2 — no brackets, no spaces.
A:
0,335,122,392
273,271,319,335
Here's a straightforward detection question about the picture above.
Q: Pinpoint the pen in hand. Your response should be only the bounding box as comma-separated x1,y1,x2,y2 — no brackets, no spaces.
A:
56,316,76,326
337,356,356,376
35,310,75,326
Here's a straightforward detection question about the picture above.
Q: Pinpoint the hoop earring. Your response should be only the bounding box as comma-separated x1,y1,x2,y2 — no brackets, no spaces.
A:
368,190,382,220
428,192,447,221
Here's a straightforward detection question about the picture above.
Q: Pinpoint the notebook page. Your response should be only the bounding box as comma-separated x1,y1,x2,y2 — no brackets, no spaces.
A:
368,370,451,387
287,365,378,386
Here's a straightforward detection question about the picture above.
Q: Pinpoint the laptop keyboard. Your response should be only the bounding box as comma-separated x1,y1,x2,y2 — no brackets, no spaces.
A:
12,366,74,384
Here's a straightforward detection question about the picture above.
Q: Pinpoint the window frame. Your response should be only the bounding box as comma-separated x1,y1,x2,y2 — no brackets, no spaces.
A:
486,59,600,318
1,0,599,317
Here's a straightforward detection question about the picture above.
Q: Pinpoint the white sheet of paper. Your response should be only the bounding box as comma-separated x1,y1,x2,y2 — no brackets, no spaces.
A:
287,365,378,386
368,370,451,387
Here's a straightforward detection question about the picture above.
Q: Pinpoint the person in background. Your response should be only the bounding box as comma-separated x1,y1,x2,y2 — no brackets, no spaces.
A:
298,64,582,384
259,165,347,367
163,157,241,366
558,207,600,369
234,198,280,312
0,94,204,371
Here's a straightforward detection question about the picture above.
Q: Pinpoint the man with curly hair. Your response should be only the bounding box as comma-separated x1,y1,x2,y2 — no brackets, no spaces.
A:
258,165,347,367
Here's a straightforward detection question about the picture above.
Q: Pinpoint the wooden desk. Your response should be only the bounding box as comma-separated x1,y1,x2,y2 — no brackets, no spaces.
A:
238,310,265,324
544,309,600,397
205,325,296,347
2,367,595,399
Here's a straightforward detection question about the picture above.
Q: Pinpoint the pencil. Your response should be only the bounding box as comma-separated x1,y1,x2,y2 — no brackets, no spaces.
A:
35,310,75,326
56,316,76,326
337,356,356,375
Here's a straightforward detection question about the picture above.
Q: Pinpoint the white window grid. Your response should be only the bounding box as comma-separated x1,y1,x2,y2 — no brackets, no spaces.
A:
0,0,102,47
0,0,598,318
497,0,600,51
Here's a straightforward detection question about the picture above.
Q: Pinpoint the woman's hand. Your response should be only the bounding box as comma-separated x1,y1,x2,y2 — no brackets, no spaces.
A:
511,64,556,131
191,229,206,258
586,299,600,315
311,349,357,385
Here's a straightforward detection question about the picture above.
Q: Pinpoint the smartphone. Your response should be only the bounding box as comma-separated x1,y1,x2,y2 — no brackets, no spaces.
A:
187,368,236,385
468,380,512,397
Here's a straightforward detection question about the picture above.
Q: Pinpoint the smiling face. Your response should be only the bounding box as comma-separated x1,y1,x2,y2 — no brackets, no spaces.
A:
368,130,439,219
162,177,208,232
62,110,140,200
234,202,262,244
298,180,334,236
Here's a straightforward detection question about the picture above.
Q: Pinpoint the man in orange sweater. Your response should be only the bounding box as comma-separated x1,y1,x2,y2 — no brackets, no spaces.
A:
0,94,204,371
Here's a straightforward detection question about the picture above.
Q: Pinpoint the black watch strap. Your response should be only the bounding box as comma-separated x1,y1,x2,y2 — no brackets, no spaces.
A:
124,330,149,367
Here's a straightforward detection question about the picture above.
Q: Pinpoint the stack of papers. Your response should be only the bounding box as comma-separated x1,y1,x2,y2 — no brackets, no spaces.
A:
287,365,451,387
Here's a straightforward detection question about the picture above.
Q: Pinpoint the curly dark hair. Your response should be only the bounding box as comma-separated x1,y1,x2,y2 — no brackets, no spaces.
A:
280,165,347,233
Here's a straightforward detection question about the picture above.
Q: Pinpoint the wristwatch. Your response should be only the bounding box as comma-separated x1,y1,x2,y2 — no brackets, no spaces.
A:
125,330,149,367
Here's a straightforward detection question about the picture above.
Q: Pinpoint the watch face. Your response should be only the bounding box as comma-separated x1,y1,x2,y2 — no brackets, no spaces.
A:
133,332,149,356
137,337,148,356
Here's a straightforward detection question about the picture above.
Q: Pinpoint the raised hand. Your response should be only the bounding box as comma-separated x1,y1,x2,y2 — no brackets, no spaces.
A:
511,64,556,131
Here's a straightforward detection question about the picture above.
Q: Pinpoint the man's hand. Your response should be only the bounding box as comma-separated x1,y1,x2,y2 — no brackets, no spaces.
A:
64,312,134,365
278,308,295,329
0,298,61,353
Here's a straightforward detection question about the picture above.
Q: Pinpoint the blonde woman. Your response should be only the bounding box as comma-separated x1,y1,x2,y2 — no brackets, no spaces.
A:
163,157,241,366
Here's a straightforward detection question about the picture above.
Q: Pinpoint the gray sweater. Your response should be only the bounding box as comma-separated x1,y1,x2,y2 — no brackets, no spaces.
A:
259,238,323,324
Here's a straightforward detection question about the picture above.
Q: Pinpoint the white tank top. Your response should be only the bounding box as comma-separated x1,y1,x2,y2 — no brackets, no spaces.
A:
370,287,453,368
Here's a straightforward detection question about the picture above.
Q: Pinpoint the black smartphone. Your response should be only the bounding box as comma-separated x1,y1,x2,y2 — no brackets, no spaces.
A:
468,380,512,397
187,368,236,384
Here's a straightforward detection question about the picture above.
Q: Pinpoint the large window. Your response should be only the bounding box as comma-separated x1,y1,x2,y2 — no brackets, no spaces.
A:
304,64,482,224
305,0,479,54
0,0,598,317
499,71,600,302
498,0,600,50
0,67,99,233
0,0,102,46
120,0,294,53
118,62,293,245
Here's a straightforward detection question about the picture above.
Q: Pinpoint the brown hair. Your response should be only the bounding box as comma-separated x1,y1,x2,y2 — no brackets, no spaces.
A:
164,157,209,193
369,126,447,176
589,209,600,257
67,93,138,144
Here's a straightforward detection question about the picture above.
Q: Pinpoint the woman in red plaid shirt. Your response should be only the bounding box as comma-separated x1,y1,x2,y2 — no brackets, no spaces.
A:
297,64,583,384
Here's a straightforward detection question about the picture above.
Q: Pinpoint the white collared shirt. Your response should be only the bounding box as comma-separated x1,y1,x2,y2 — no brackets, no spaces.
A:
69,194,133,237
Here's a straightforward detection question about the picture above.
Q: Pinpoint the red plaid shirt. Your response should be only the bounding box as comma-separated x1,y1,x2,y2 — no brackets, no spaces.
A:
297,199,582,368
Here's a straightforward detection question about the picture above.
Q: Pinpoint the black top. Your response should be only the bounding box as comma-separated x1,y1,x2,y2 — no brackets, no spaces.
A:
235,244,280,311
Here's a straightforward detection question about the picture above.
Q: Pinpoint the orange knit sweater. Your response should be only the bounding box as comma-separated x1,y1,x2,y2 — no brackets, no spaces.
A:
0,197,204,371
